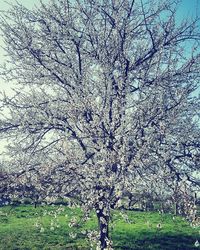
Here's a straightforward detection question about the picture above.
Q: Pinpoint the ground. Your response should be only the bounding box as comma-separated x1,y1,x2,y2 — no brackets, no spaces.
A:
0,204,199,250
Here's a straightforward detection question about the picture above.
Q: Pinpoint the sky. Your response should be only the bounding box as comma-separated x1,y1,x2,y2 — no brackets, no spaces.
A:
0,0,199,157
0,0,199,87
0,0,199,66
0,0,199,58
0,0,199,14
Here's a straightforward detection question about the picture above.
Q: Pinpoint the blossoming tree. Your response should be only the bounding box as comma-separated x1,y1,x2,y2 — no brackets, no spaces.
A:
0,0,200,248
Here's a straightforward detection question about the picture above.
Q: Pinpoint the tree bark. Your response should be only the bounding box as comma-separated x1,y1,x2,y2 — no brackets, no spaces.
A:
97,209,109,250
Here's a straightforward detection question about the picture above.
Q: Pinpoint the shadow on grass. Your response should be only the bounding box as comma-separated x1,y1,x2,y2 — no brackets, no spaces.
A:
113,232,198,250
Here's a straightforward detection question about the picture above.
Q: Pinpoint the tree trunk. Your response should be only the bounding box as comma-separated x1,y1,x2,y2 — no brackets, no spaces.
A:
97,210,109,250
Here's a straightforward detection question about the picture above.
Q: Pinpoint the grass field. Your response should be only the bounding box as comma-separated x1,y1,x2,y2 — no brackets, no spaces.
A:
0,204,199,250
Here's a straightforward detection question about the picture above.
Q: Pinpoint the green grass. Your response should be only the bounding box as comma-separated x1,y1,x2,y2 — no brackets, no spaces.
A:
0,204,199,250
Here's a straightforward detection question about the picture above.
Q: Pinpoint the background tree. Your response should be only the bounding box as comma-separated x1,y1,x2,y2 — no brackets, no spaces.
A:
0,0,200,248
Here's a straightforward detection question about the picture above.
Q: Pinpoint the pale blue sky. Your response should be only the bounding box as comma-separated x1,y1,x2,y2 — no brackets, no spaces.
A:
0,0,48,10
0,0,199,15
0,0,199,93
0,0,199,98
0,0,199,94
0,0,199,156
